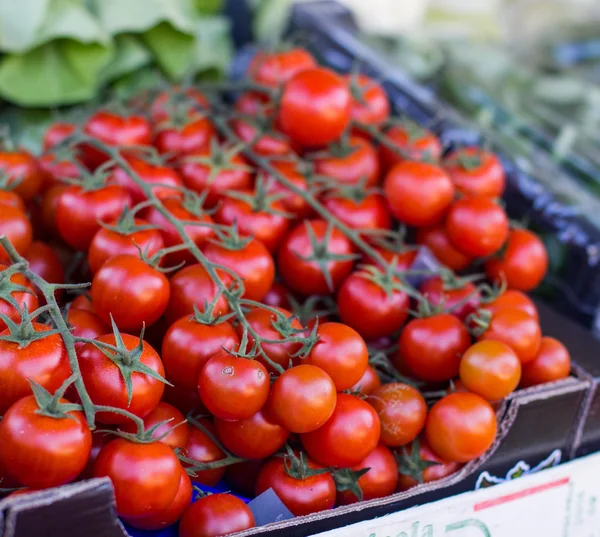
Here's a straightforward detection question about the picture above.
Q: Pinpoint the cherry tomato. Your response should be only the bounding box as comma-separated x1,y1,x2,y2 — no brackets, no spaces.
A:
39,185,68,238
484,290,538,321
278,67,351,148
350,365,382,395
0,150,43,201
443,147,505,199
445,198,509,258
235,90,275,117
0,189,25,211
415,225,472,272
262,282,292,310
255,456,335,517
198,351,270,421
91,255,170,332
67,308,108,350
368,383,427,447
0,264,38,331
478,308,541,364
322,192,391,233
346,74,390,128
25,241,65,303
179,493,255,537
93,438,180,518
0,324,70,415
231,116,293,157
306,322,369,391
425,393,497,463
363,246,418,272
38,152,80,191
121,402,190,450
520,337,571,387
337,444,398,505
301,393,381,468
397,314,472,383
150,88,209,123
78,333,165,424
43,122,76,151
79,430,114,480
269,364,337,434
183,419,226,486
485,229,548,292
262,160,312,219
0,395,91,489
379,122,442,173
384,161,455,227
248,48,316,87
215,408,289,459
0,206,32,263
154,117,214,160
420,275,480,321
70,294,95,313
278,219,356,295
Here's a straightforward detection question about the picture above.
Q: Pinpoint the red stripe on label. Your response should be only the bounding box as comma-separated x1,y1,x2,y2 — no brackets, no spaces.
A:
473,476,570,511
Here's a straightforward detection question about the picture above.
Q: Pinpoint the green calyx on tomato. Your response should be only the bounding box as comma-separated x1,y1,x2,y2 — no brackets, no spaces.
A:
28,375,81,419
223,176,293,218
182,138,253,183
395,438,441,485
98,206,159,236
0,303,59,347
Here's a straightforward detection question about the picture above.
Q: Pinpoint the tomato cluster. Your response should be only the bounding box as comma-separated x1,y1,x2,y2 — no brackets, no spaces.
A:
0,46,570,537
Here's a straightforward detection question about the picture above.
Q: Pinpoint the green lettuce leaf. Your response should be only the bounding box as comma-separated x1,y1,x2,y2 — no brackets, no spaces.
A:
142,22,195,80
99,34,151,83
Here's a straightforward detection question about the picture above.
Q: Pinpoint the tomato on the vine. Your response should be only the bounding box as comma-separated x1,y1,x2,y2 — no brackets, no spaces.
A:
322,191,391,233
24,241,65,303
350,364,382,395
154,116,214,160
443,147,505,199
0,206,32,263
39,185,68,238
262,160,312,219
248,48,316,87
183,419,225,486
0,264,38,330
520,337,571,387
150,88,209,124
121,402,190,450
346,73,390,129
38,152,80,192
420,275,480,321
0,150,43,201
484,289,539,321
379,122,442,173
415,224,472,272
43,122,76,151
66,308,108,350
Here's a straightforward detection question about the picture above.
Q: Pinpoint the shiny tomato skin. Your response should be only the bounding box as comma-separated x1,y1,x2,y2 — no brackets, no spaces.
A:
397,314,472,383
478,308,541,364
150,88,209,123
314,136,380,187
77,333,165,424
0,190,25,211
420,276,480,321
43,122,76,151
444,147,505,199
415,224,472,272
0,395,91,489
121,402,190,450
301,393,381,468
520,337,571,387
215,408,289,459
24,241,65,303
0,323,70,415
56,185,132,251
363,246,418,272
154,117,215,159
70,294,95,312
67,308,108,350
322,192,391,233
183,420,226,486
379,124,443,173
93,438,180,519
346,74,390,128
337,444,398,505
0,264,38,331
0,206,32,263
384,161,455,227
255,456,335,517
203,238,274,302
425,393,497,463
269,364,337,434
0,150,43,201
445,198,509,258
262,160,312,219
262,282,291,310
91,254,170,332
305,322,369,391
485,229,548,292
249,48,316,87
337,269,410,341
39,185,68,237
232,117,294,157
198,351,270,421
278,219,356,296
179,493,255,537
460,340,521,401
38,153,80,191
484,289,538,321
368,383,427,447
350,365,382,395
278,67,351,148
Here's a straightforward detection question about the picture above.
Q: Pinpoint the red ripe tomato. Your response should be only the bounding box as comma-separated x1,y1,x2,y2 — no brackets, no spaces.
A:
322,192,391,233
485,229,548,291
165,264,231,325
0,206,32,263
24,241,65,301
415,225,472,272
38,153,80,191
183,420,226,486
39,185,68,237
248,48,316,87
0,150,43,201
445,198,509,258
91,255,170,331
420,276,480,321
203,238,274,302
235,90,275,117
67,308,108,350
162,316,239,391
198,351,270,421
397,439,462,491
460,341,521,401
88,218,165,274
82,111,152,169
0,264,38,330
56,184,131,251
346,74,390,128
278,67,351,148
179,493,255,537
77,333,165,424
269,364,337,434
178,145,253,209
379,123,442,173
484,289,538,321
124,466,192,531
363,246,418,272
368,383,427,447
255,456,335,517
262,160,311,219
520,337,571,387
337,444,398,505
0,324,70,414
0,190,25,211
214,190,290,253
397,314,472,382
70,294,95,313
150,88,209,123
425,393,497,463
384,161,455,227
0,395,91,489
241,306,303,372
111,157,183,204
443,148,505,199
215,408,289,459
262,282,291,310
278,220,356,295
350,365,382,395
93,438,180,518
121,402,190,450
314,136,380,187
154,117,214,159
301,393,381,468
478,308,541,364
43,122,76,151
305,322,369,391
337,269,410,341
231,116,293,157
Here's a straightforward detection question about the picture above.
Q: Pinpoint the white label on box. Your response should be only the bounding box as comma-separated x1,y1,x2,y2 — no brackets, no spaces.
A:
312,452,600,537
